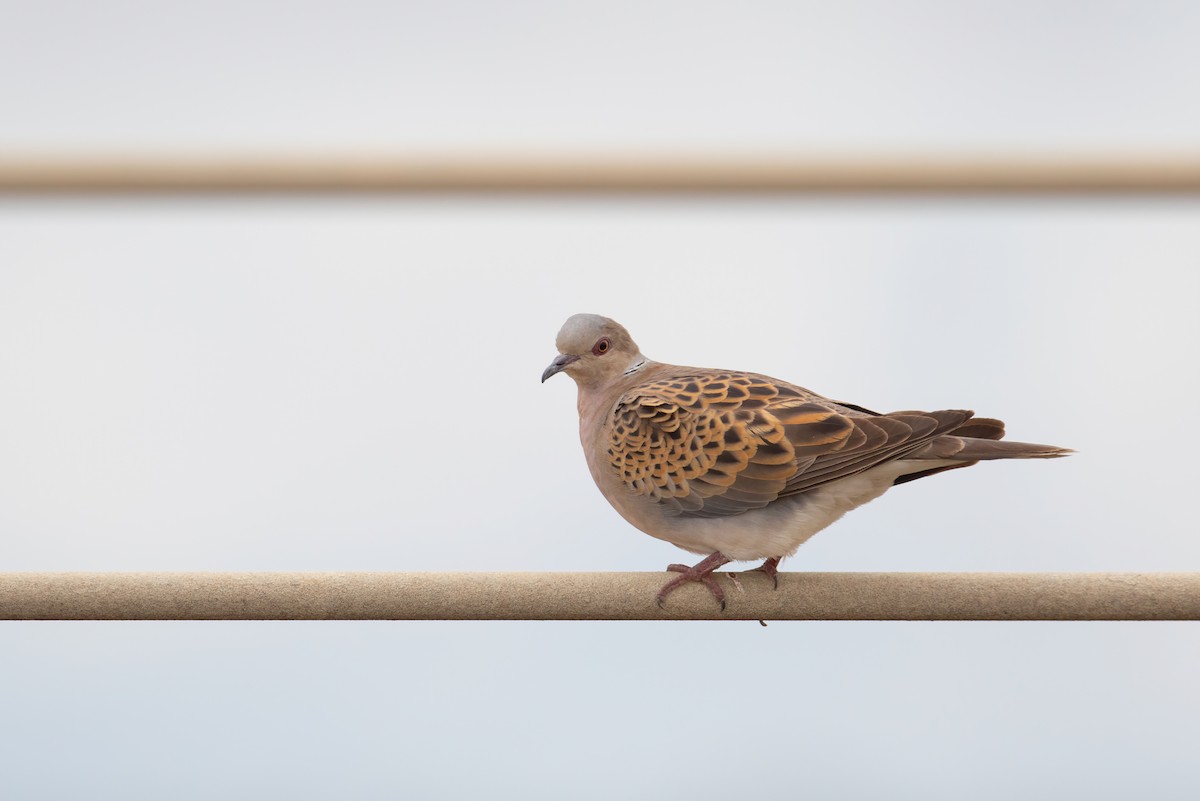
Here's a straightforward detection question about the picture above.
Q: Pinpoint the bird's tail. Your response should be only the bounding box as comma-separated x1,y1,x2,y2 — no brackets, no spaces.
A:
952,437,1074,460
900,414,1072,460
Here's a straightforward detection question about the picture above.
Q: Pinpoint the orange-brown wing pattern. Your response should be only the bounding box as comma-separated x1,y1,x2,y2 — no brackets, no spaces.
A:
607,373,847,517
607,372,973,518
777,409,971,496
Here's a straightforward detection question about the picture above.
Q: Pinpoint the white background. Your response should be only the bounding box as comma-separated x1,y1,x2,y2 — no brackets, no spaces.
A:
2,2,1199,798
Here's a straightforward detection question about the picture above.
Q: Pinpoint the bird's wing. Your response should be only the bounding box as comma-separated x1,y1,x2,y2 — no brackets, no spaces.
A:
607,371,972,518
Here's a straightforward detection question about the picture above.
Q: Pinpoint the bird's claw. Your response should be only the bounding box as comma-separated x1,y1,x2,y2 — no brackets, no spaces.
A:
656,552,731,611
746,557,781,590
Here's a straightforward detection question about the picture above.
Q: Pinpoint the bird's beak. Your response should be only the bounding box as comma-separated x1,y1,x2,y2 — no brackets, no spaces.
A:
541,353,580,383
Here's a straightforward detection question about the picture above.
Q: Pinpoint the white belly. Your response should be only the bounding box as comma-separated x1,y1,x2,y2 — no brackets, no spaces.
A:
647,459,954,561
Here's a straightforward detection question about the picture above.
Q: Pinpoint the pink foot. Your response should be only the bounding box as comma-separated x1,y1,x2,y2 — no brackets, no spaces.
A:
745,557,781,590
656,552,732,611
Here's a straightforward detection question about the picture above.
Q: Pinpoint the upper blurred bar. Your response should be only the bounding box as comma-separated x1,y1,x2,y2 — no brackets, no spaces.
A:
2,154,1200,194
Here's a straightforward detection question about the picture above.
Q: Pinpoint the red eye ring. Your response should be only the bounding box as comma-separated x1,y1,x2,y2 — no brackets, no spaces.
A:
592,337,611,356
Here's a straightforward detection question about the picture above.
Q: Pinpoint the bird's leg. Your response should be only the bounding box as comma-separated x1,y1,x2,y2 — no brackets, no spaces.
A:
657,551,733,611
745,557,781,590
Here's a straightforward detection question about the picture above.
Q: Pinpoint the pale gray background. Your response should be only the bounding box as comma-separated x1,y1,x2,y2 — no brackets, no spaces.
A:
2,2,1199,799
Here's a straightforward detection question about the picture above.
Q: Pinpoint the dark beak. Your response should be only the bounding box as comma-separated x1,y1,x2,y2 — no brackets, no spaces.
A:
541,353,580,383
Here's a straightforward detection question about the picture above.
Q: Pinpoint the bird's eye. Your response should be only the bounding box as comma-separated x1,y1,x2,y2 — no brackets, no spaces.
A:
592,337,611,356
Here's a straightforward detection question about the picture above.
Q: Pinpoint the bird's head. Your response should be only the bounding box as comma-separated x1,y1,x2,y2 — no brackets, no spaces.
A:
541,313,644,386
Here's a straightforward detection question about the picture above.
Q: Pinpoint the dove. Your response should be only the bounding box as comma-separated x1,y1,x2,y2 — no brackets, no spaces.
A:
542,313,1071,610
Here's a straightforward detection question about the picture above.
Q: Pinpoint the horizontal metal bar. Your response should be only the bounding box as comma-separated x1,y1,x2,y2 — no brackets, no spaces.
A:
1,572,1197,621
2,155,1200,194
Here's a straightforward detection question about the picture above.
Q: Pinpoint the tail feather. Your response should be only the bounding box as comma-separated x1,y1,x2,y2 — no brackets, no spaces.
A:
912,434,1072,461
951,417,1005,441
892,415,1071,486
952,437,1073,460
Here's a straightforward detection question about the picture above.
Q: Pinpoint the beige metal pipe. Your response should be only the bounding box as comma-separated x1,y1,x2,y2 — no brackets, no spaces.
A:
2,572,1198,621
2,155,1200,194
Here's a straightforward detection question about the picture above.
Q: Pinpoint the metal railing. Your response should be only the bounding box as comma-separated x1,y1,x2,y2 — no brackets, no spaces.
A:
2,572,1197,621
2,154,1200,194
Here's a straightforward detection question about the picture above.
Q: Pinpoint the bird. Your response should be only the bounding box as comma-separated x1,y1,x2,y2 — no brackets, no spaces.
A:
541,313,1071,610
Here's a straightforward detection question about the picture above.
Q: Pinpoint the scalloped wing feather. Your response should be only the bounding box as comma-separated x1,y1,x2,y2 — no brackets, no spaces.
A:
607,371,975,518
